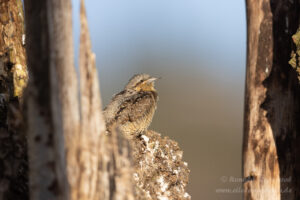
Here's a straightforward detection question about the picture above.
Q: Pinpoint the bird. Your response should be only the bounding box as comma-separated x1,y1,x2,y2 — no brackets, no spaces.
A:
103,74,158,139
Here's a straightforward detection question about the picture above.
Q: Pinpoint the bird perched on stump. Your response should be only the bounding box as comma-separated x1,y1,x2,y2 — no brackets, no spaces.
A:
103,74,158,139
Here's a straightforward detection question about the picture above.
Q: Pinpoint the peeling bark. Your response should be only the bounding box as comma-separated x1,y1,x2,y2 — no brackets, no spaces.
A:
244,0,300,199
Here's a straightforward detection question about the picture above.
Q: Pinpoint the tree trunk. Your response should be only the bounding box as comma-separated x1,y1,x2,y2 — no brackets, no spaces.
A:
243,0,300,199
24,0,78,199
0,0,28,199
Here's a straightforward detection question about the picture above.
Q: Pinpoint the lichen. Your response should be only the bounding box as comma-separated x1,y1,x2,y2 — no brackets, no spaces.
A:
12,63,28,97
0,0,28,99
289,28,300,82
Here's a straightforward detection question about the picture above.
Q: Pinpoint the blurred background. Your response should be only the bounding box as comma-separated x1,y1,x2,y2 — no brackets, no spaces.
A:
72,0,246,199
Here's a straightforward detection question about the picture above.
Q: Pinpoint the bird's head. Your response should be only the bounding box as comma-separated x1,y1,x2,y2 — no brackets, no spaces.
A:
125,74,158,92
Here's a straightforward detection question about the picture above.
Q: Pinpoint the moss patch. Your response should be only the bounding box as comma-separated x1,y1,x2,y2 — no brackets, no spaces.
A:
289,28,300,82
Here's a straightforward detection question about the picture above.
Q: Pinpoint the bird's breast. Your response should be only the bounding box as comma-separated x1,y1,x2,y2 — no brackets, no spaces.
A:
120,101,156,138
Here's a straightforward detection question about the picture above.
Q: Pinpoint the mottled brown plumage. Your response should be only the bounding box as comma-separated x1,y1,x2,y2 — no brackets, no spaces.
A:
103,74,158,138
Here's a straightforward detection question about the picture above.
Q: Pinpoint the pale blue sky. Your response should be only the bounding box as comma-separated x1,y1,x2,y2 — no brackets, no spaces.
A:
72,0,246,80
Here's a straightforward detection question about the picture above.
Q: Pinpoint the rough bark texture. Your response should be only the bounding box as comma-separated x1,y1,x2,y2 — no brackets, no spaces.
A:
0,0,28,199
24,0,79,199
98,127,136,200
243,0,300,199
76,0,107,199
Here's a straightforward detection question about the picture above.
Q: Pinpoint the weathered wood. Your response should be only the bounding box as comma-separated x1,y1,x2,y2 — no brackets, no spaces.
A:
24,0,79,199
25,0,135,199
243,0,300,199
98,127,135,200
76,0,106,199
79,1,137,199
0,0,28,199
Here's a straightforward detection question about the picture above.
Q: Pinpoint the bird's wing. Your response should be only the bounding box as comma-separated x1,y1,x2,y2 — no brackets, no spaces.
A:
103,90,127,125
116,92,156,125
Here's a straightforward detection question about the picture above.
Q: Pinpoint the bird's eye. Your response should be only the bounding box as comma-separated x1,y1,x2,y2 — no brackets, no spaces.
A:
136,80,144,85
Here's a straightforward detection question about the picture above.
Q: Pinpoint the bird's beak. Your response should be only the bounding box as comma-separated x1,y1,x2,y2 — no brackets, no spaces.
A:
147,77,160,83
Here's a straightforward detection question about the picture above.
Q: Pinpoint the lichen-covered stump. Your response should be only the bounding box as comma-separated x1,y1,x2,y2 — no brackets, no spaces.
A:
132,130,190,200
